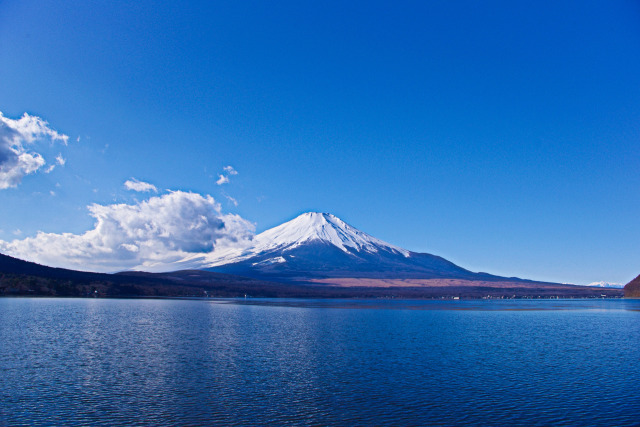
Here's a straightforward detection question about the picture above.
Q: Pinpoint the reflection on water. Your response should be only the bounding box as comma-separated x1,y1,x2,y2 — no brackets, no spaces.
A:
1,298,639,425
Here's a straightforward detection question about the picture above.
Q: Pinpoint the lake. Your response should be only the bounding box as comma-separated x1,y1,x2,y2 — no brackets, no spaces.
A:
1,298,639,425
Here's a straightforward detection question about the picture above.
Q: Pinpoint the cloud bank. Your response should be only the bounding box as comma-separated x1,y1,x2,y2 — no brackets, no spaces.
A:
0,112,69,189
0,191,255,272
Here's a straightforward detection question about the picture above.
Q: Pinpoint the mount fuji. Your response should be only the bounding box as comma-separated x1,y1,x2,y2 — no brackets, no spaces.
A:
1,212,622,298
205,212,528,284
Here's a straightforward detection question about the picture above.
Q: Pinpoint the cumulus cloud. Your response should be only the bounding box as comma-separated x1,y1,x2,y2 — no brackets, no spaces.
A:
216,174,229,185
0,112,69,189
55,154,66,166
124,178,158,193
0,191,255,272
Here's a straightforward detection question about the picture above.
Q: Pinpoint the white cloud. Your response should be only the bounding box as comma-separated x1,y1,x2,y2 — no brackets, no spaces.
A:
216,174,229,185
13,229,22,236
216,165,238,185
124,178,158,193
0,191,255,272
223,165,238,175
225,194,238,207
0,111,69,189
55,153,66,166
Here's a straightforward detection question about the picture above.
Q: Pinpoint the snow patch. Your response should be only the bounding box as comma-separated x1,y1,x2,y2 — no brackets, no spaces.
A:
252,256,287,266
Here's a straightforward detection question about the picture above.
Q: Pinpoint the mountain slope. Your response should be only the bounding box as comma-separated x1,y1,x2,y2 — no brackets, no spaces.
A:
624,274,640,298
207,212,539,283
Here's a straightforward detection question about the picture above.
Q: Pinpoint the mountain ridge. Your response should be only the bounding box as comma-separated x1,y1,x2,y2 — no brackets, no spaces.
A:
0,252,309,297
0,251,623,299
586,281,624,289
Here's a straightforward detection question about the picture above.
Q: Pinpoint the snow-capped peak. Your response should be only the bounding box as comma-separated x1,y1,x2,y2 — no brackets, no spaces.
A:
205,212,410,266
255,212,410,255
586,281,624,289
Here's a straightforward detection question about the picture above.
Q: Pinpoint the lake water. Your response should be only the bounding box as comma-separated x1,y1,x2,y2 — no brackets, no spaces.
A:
1,298,639,426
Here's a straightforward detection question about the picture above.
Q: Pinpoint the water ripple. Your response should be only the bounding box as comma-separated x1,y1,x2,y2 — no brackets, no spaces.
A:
0,298,639,425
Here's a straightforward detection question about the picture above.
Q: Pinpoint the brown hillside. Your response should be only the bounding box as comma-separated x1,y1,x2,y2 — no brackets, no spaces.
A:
624,274,640,298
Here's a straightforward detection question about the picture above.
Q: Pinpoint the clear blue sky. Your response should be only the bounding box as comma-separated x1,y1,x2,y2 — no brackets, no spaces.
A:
0,0,639,284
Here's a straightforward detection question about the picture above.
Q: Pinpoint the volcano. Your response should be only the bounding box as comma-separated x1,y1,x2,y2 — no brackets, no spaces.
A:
206,212,533,284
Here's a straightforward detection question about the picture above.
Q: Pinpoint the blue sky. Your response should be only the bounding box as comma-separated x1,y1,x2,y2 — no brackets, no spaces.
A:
0,0,639,284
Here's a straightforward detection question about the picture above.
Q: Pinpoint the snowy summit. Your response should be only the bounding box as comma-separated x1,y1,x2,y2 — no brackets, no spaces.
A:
253,212,410,256
207,212,410,267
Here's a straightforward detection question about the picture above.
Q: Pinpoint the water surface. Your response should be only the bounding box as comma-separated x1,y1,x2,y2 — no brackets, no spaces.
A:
1,298,639,425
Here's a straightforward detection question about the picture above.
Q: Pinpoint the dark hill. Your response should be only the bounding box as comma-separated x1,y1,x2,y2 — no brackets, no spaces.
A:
0,253,292,297
624,274,640,298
